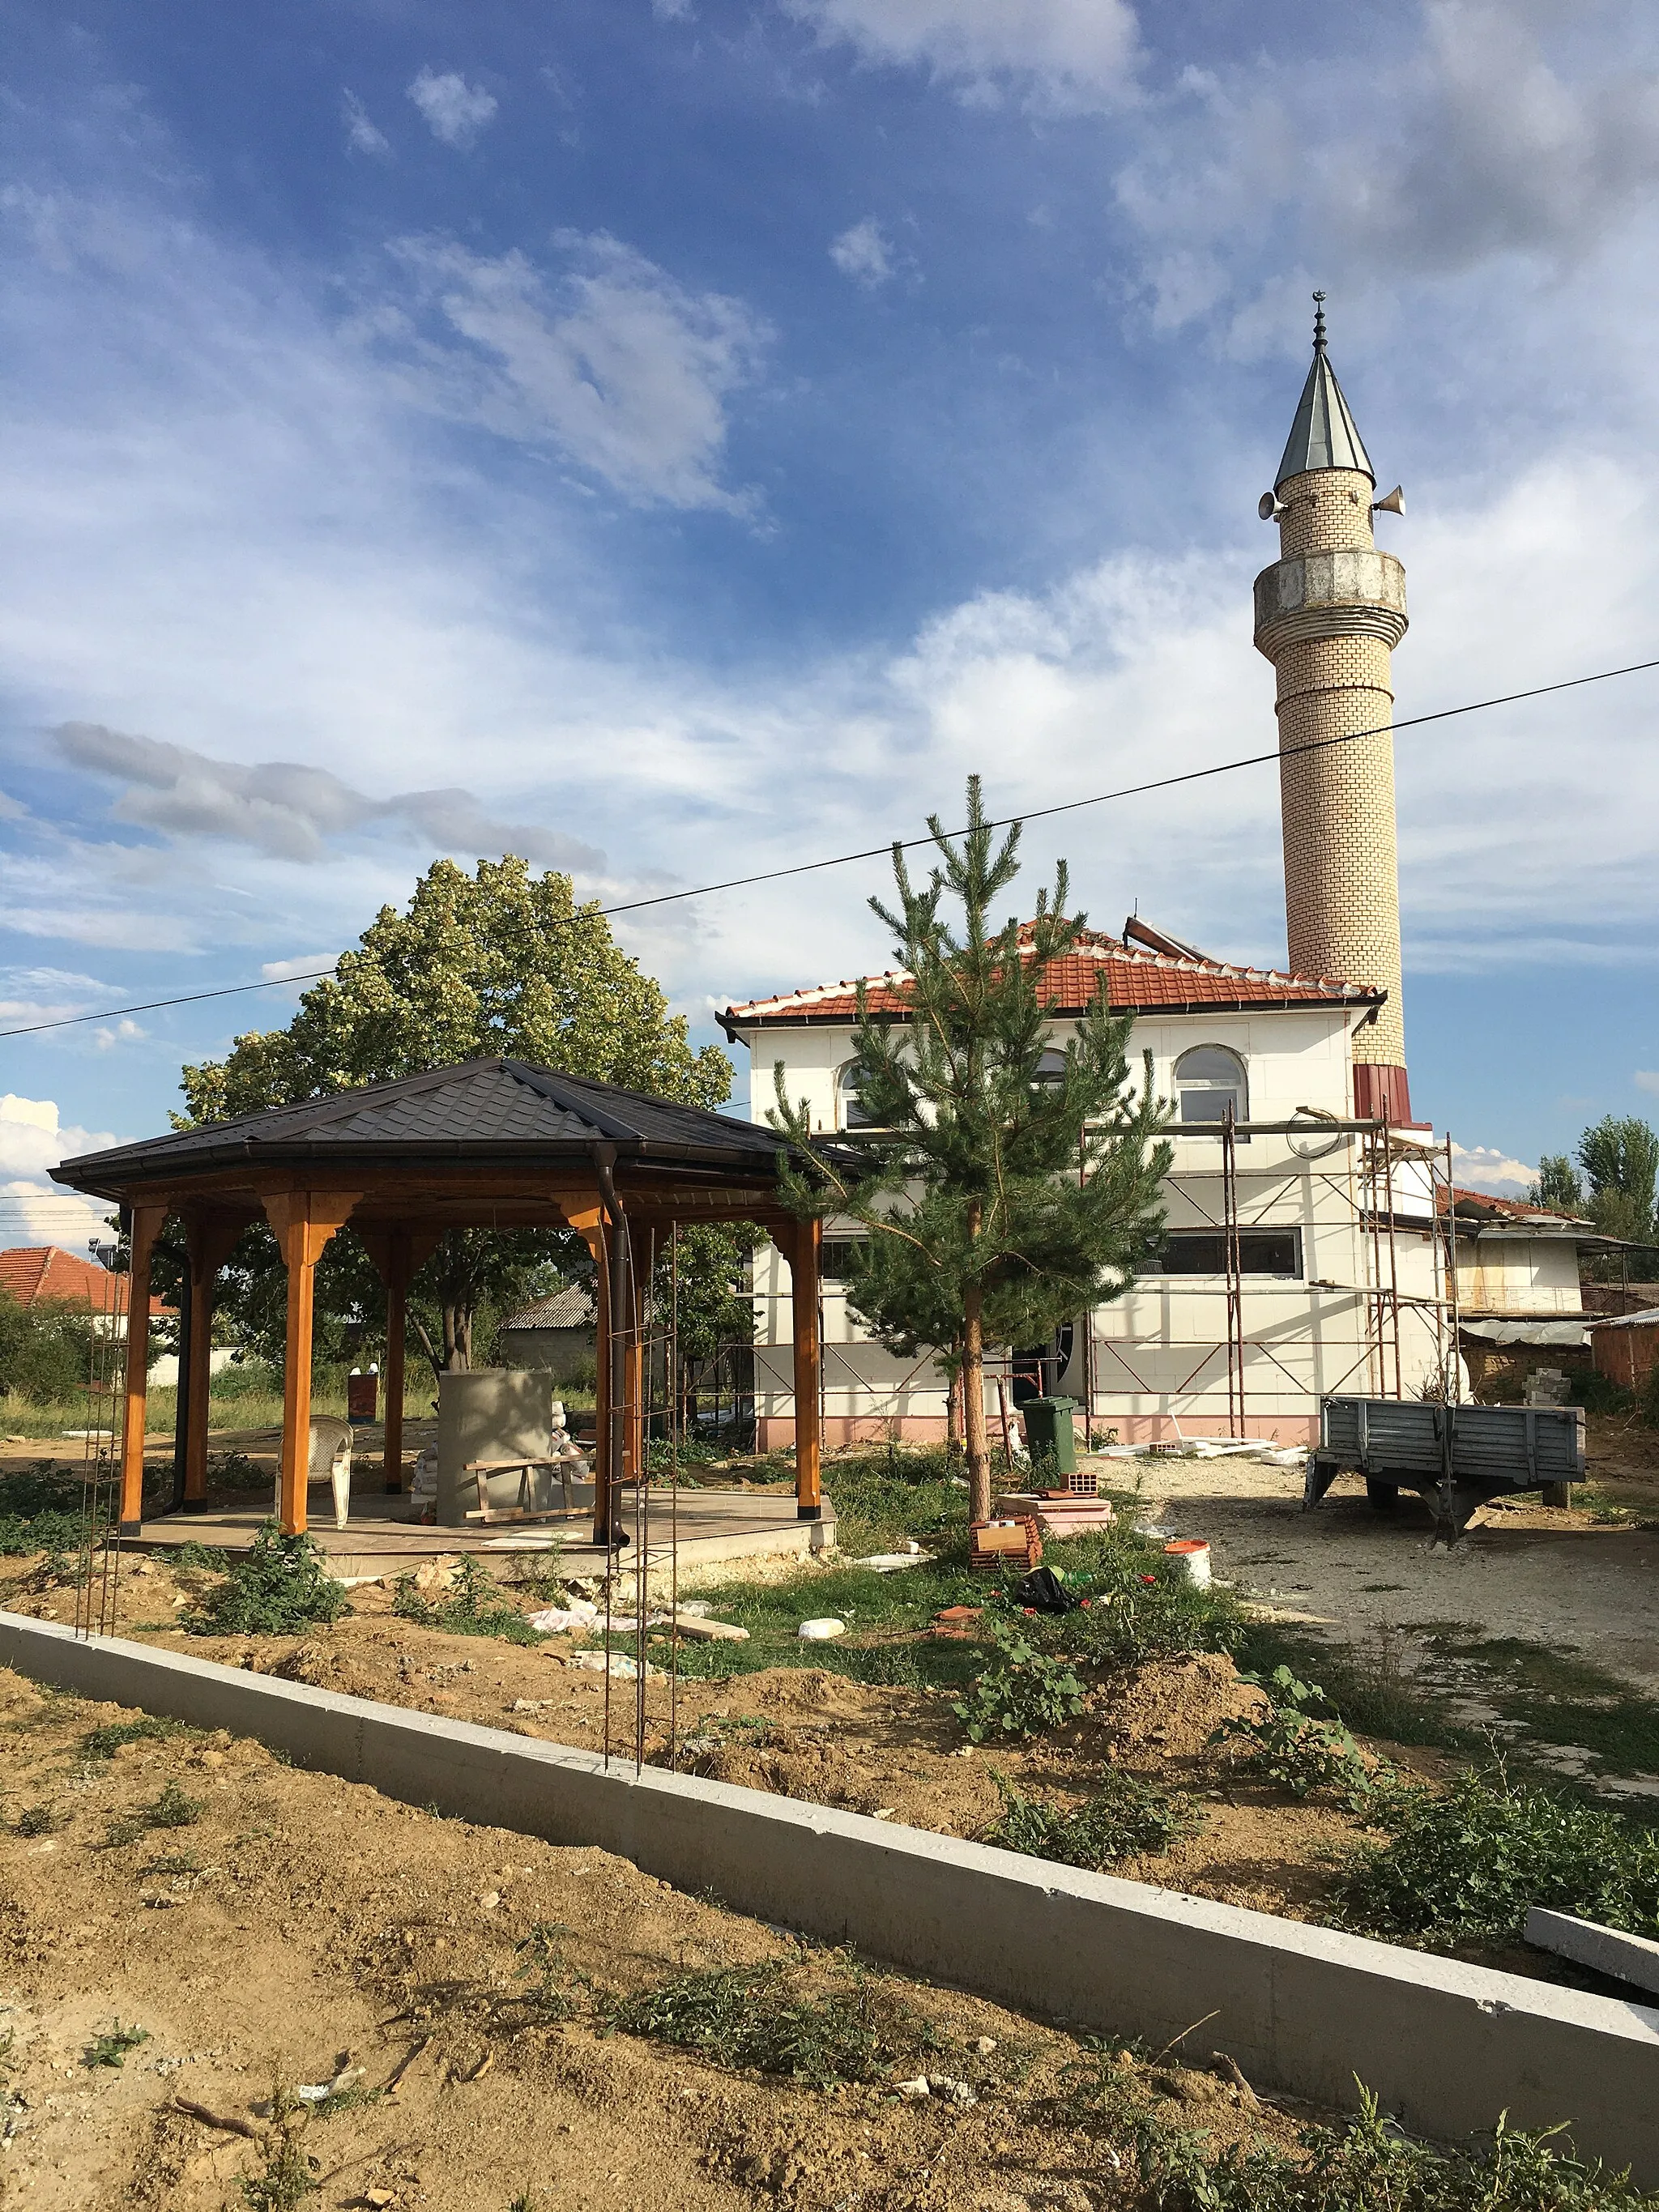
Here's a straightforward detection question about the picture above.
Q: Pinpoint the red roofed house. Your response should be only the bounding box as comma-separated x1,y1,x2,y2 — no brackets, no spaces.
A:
0,1244,172,1327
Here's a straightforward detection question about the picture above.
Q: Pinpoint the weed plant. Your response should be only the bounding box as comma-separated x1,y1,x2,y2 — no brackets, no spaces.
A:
1329,1761,1659,1948
0,1463,83,1557
179,1521,348,1635
237,2082,318,2210
11,1802,63,1837
83,2020,149,2069
392,1555,543,1644
953,1617,1086,1740
104,1778,203,1847
1213,1666,1377,1805
604,1957,928,2088
985,1769,1202,1870
81,1715,185,1759
1062,2056,1656,2212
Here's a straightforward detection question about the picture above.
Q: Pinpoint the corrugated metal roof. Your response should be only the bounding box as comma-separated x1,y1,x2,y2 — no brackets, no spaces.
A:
720,922,1378,1027
501,1285,596,1332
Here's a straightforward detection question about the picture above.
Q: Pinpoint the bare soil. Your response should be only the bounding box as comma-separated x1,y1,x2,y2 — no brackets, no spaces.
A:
0,1665,1305,2212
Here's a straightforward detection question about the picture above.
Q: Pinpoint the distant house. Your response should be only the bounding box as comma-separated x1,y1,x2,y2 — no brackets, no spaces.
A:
0,1243,193,1384
0,1246,173,1337
1439,1191,1608,1394
497,1284,596,1383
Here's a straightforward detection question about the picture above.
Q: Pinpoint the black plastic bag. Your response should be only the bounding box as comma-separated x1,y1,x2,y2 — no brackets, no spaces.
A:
1012,1565,1079,1614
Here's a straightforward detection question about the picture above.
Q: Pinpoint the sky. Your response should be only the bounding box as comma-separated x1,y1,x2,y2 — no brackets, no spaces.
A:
4,0,1659,1246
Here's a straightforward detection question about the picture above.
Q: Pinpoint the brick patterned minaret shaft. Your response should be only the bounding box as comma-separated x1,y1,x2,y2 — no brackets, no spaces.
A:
1253,296,1411,1124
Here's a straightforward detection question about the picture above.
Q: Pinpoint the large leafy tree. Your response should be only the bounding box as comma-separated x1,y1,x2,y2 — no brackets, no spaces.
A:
770,778,1172,1522
1574,1116,1659,1248
176,857,736,1378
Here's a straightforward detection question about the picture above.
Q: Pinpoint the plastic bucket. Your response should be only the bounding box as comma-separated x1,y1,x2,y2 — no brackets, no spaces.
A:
1164,1538,1212,1589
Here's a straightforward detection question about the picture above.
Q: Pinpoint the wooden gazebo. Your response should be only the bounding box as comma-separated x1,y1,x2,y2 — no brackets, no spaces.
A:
52,1059,826,1542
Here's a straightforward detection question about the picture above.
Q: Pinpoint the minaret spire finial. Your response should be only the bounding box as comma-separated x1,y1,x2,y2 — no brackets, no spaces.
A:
1311,289,1327,352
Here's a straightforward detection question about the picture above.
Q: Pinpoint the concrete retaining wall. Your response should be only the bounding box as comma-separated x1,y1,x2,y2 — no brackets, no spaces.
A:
5,1609,1657,2178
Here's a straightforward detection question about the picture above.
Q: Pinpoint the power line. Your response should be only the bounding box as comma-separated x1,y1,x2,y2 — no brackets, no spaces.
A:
4,649,1656,1044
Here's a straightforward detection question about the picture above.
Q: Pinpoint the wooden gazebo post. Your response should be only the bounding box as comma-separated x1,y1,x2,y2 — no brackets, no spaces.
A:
774,1219,823,1520
117,1204,168,1536
180,1210,253,1511
263,1191,359,1536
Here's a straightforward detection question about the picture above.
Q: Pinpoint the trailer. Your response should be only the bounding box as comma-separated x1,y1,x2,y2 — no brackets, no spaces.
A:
1305,1396,1584,1539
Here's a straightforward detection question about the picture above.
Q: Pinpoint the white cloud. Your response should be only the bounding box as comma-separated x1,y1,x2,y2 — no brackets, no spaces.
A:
1635,1072,1659,1097
55,722,606,873
260,953,337,983
829,218,896,287
93,1016,144,1050
1113,3,1659,337
1450,1143,1537,1197
407,67,499,149
342,91,392,160
377,231,770,512
0,1094,122,1249
782,0,1141,112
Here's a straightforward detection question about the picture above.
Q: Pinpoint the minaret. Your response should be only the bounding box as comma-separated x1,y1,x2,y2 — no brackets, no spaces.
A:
1253,294,1412,1123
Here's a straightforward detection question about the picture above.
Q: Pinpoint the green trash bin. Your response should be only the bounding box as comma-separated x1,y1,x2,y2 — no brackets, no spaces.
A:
1021,1396,1077,1478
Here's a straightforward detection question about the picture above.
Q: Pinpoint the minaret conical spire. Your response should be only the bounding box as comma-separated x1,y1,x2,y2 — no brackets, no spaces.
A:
1253,293,1412,1124
1275,292,1374,489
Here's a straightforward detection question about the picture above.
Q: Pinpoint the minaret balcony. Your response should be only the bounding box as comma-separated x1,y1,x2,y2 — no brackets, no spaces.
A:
1252,548,1408,659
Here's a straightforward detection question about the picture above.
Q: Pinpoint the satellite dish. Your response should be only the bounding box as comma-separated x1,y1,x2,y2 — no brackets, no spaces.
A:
1371,484,1405,517
1258,491,1285,521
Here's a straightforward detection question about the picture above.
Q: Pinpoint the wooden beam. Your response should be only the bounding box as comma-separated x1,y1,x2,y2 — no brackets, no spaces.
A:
263,1192,360,1536
778,1218,823,1521
117,1206,168,1534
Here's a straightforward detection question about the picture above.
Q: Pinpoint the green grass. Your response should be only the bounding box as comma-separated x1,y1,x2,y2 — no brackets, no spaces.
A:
1422,1634,1659,1779
0,1461,85,1556
81,1715,187,1759
655,1445,1247,1692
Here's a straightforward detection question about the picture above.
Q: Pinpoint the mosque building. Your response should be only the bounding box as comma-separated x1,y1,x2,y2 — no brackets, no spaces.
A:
721,305,1586,1445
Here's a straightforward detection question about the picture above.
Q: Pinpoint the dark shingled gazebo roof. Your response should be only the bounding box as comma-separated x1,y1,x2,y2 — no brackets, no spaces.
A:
53,1057,792,1200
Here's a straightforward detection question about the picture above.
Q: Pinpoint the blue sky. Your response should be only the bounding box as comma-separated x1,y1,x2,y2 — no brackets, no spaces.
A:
4,0,1659,1242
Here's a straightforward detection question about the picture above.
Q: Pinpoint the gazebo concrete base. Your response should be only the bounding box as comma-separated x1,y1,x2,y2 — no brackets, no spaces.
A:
126,1485,836,1583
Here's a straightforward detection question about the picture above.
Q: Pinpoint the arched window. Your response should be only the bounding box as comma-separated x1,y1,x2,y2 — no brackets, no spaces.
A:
1175,1044,1248,1128
1031,1047,1068,1088
838,1062,874,1129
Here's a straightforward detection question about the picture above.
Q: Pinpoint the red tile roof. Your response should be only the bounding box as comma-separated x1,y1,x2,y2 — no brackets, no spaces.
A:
0,1246,173,1317
719,923,1380,1029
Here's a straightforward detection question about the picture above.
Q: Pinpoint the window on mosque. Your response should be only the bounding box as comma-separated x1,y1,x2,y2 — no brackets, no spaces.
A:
1174,1045,1248,1128
1031,1047,1068,1087
1154,1230,1302,1277
838,1063,876,1129
820,1238,865,1282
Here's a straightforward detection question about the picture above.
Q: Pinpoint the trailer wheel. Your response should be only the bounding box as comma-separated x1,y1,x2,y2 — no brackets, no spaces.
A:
1365,1477,1398,1511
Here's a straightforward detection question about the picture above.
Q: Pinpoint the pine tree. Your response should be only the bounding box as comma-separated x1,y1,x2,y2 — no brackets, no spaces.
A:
770,778,1171,1521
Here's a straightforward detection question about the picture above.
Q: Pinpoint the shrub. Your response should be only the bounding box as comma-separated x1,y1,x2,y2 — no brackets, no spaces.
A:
1570,1370,1636,1416
0,1462,83,1558
0,1290,98,1405
392,1554,541,1643
985,1769,1201,1870
1329,1762,1659,1948
953,1616,1086,1741
1212,1666,1377,1805
179,1521,348,1636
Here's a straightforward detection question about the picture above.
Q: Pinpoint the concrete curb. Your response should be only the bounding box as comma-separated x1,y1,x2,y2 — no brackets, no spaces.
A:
5,1609,1657,2178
